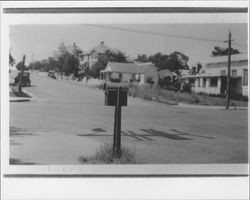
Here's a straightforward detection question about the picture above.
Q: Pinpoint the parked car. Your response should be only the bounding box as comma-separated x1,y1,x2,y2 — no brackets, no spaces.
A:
14,72,31,87
48,71,57,79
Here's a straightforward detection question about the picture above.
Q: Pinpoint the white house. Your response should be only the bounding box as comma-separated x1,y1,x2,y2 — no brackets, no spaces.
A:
183,54,248,96
81,41,119,69
100,62,159,85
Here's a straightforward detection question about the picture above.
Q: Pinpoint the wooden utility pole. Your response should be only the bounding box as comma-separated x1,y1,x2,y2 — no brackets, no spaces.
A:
18,55,26,93
225,31,233,109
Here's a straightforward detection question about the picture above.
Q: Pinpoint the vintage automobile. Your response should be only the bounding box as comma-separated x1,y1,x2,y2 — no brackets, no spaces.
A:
48,71,57,79
14,72,31,87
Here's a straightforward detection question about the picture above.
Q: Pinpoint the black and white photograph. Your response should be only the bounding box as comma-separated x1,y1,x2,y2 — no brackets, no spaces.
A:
1,1,249,200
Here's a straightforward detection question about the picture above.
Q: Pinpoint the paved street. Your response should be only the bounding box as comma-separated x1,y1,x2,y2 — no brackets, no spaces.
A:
9,72,248,164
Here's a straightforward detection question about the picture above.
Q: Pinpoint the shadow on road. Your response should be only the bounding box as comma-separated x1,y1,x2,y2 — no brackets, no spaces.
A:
140,128,192,140
10,126,37,137
77,128,199,141
170,129,215,139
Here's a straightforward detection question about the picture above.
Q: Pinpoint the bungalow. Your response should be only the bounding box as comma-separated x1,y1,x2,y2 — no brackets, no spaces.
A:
100,62,159,85
183,54,248,96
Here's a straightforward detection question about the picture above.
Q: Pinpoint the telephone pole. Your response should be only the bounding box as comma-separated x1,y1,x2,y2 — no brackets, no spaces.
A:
18,55,26,92
224,30,233,110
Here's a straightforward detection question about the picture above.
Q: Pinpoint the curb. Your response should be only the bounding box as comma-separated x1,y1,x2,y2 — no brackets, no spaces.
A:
10,98,30,102
174,103,248,110
22,88,36,102
9,87,36,103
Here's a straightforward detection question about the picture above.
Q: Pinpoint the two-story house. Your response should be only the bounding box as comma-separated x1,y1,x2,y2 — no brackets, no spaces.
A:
81,41,118,69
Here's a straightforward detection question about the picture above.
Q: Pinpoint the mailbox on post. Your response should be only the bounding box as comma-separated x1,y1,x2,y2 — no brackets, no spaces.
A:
105,84,128,106
104,82,129,159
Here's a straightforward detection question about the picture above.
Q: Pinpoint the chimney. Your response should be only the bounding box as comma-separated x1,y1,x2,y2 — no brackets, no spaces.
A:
101,41,104,45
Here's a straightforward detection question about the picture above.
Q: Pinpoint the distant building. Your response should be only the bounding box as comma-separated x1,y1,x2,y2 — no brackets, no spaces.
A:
81,41,119,69
53,42,77,58
100,62,159,85
183,54,248,96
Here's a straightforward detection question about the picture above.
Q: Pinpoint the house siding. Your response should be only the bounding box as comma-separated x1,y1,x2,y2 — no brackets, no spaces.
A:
185,58,248,96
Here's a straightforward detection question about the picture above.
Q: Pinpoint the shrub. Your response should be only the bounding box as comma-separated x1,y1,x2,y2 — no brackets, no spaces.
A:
94,143,136,164
241,95,248,102
192,95,200,104
182,82,192,93
146,76,154,84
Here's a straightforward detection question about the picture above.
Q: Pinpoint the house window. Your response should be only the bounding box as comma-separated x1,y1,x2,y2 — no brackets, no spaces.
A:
203,78,206,88
210,77,218,87
92,53,97,59
189,78,195,86
232,69,237,76
197,78,200,87
243,69,248,86
221,70,226,76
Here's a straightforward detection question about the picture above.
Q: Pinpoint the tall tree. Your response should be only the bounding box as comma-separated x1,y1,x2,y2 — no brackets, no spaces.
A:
9,53,15,67
148,51,189,74
48,57,59,71
166,51,189,73
16,61,28,71
136,54,149,63
105,50,127,63
211,46,240,57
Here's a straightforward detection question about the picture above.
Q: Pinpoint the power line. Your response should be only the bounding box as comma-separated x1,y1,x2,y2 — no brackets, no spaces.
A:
83,24,225,44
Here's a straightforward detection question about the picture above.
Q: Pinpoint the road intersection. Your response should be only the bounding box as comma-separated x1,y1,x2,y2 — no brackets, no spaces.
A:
9,72,248,164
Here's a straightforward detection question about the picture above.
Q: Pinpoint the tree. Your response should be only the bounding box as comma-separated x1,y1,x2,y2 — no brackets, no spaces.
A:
136,54,149,63
211,46,240,57
9,53,15,67
31,61,43,70
105,50,127,63
16,61,28,71
56,42,83,79
89,61,104,78
48,57,59,71
73,42,83,58
148,51,189,74
166,51,189,74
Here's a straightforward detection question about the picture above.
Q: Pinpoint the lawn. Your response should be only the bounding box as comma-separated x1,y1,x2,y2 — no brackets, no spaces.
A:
128,84,248,107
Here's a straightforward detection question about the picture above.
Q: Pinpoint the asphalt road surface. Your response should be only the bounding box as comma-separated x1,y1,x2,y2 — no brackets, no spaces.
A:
9,72,248,164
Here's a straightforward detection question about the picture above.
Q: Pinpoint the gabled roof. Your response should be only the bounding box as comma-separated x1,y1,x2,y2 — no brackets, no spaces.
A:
91,43,112,54
137,62,156,73
104,62,156,74
84,41,119,55
202,53,248,65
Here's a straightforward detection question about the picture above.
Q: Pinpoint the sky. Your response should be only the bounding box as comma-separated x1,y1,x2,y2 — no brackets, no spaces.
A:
10,23,248,65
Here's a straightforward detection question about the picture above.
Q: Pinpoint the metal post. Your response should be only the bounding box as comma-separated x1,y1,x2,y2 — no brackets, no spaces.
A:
226,31,232,109
113,86,122,159
18,55,26,93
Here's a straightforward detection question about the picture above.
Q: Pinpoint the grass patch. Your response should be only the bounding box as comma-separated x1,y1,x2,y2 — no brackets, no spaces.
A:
9,86,31,98
79,143,136,164
129,84,248,107
13,91,31,98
